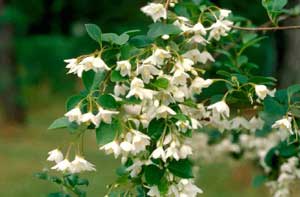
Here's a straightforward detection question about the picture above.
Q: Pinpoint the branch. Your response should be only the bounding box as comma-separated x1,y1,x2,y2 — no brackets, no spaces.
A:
232,25,300,31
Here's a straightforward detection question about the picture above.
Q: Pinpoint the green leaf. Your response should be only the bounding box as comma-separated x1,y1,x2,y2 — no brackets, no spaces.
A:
287,84,300,98
252,175,268,188
102,33,119,43
147,22,181,38
152,78,169,89
102,33,129,45
96,119,121,145
111,70,128,82
65,95,83,111
144,165,165,185
116,33,130,45
82,70,106,91
130,35,154,48
85,24,102,44
167,159,194,178
48,117,69,130
147,118,166,141
98,94,118,109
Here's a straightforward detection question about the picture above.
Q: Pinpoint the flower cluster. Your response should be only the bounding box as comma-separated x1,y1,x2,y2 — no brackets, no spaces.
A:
42,0,300,196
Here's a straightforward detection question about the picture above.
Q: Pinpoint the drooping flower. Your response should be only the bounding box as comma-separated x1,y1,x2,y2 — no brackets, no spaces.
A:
208,19,233,41
255,85,276,100
64,107,82,124
114,83,129,97
93,107,119,127
126,77,156,100
272,117,293,134
51,159,72,172
156,105,176,119
126,160,144,177
137,62,161,83
190,77,213,94
151,146,167,162
116,60,131,77
219,9,232,20
47,149,64,163
207,101,230,118
70,156,96,173
131,129,151,154
80,112,96,124
180,145,193,159
141,3,167,22
99,141,121,159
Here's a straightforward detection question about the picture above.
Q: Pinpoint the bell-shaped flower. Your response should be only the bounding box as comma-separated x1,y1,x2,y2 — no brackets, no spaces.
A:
255,85,276,100
116,60,131,77
100,141,121,159
207,101,230,118
272,117,293,134
190,77,213,94
47,149,64,163
156,105,176,119
147,186,161,197
141,3,167,22
126,78,156,100
208,19,233,41
64,107,82,124
126,160,144,177
151,146,167,162
51,159,72,172
80,56,110,73
70,156,96,173
137,63,161,84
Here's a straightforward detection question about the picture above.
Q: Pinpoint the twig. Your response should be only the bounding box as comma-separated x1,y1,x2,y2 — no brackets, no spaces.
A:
232,25,300,31
165,0,171,10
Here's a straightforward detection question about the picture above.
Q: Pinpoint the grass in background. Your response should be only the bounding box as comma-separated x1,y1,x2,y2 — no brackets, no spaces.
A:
0,91,268,197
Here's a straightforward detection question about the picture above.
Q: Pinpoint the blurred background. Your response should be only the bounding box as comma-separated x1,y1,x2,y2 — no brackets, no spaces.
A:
0,0,299,196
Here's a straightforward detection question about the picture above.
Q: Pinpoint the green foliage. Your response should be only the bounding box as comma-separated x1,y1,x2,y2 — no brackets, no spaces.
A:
48,117,70,130
147,22,181,38
82,71,106,91
95,119,121,145
147,119,166,141
167,159,194,178
144,165,165,185
85,24,102,45
262,0,288,24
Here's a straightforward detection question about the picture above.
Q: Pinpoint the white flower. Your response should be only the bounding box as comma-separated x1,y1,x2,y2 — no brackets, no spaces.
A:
190,77,213,94
120,141,134,152
173,58,194,72
126,77,156,100
147,186,161,197
65,58,85,78
144,48,171,66
126,160,144,177
180,145,193,159
207,101,230,118
137,63,161,83
208,19,233,41
123,104,142,115
199,51,215,64
100,141,121,159
114,83,129,97
93,107,119,126
80,112,96,124
131,130,151,154
166,141,180,160
156,105,176,118
70,156,96,173
51,159,72,172
182,49,202,64
178,179,203,196
151,146,167,162
116,60,131,77
255,85,276,100
80,56,110,72
171,69,190,86
176,120,191,133
219,9,231,20
64,107,82,124
192,23,207,35
272,117,293,134
47,149,64,163
173,16,192,33
141,3,167,22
